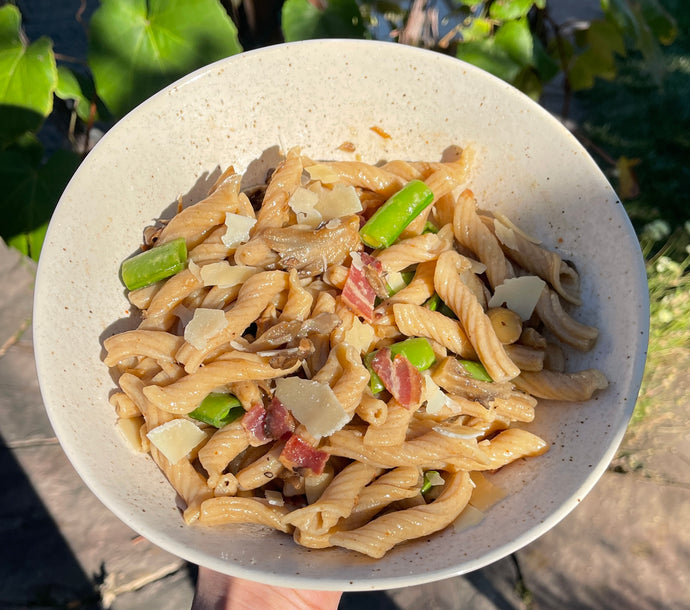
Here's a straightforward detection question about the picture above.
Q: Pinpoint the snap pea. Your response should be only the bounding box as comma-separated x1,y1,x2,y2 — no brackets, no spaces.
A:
458,359,493,382
120,237,187,291
359,180,434,249
189,393,244,428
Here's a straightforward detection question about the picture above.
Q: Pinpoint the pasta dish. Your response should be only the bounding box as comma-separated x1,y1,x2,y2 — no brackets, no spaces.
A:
103,146,607,558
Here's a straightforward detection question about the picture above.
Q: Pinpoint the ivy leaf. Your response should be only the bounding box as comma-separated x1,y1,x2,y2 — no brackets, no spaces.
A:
569,19,625,91
0,147,80,261
460,17,493,43
456,38,523,84
494,18,534,67
282,0,366,42
89,0,242,118
489,0,535,21
638,0,677,45
0,5,57,145
55,65,109,124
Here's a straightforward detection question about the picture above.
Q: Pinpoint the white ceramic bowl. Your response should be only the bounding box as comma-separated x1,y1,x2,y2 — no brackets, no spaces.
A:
33,40,648,591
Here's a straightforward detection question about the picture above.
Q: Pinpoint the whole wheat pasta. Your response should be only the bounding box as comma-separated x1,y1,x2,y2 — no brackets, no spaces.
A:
103,330,185,367
534,286,599,351
157,173,244,249
513,368,609,401
453,189,508,289
329,471,472,558
363,399,416,447
392,303,477,359
434,251,520,382
105,147,608,558
199,496,293,532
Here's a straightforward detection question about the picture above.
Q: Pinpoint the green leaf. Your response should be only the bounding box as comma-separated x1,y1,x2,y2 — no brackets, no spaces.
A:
0,5,57,145
460,17,493,43
532,36,559,82
494,17,533,67
88,0,242,118
55,65,99,123
638,0,677,45
282,0,366,42
489,0,535,21
568,18,626,91
0,147,80,260
457,38,522,84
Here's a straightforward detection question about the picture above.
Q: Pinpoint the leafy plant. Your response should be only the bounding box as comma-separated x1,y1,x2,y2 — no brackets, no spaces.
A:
0,0,242,260
0,0,679,260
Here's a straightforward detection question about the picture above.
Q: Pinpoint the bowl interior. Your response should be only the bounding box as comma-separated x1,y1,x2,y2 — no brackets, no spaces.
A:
33,39,648,591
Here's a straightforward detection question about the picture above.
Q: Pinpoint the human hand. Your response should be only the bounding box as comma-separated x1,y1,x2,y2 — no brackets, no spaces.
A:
192,565,343,610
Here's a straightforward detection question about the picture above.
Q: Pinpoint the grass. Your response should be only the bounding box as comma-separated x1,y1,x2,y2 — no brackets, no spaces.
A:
575,0,690,426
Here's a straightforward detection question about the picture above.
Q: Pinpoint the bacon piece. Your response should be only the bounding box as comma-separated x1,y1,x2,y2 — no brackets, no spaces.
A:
241,398,295,446
265,396,296,440
370,347,424,409
242,403,270,446
279,433,329,475
341,252,384,322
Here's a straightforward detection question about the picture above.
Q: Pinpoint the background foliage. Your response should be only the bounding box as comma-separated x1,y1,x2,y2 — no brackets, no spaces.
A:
0,0,683,261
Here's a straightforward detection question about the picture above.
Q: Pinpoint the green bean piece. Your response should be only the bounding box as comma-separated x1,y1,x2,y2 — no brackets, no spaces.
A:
120,237,187,290
359,180,434,248
189,393,244,428
423,221,439,234
365,337,437,394
386,270,415,297
421,470,441,495
458,359,493,382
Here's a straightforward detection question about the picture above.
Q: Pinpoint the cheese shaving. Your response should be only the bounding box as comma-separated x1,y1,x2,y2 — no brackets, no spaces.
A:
184,308,228,349
494,212,541,244
222,213,256,247
200,261,256,287
493,218,519,250
288,187,322,227
146,419,208,464
488,275,546,320
274,377,349,438
306,164,340,184
315,184,363,219
342,317,376,354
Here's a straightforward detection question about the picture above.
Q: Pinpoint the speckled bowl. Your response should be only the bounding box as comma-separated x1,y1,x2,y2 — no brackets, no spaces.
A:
33,40,648,591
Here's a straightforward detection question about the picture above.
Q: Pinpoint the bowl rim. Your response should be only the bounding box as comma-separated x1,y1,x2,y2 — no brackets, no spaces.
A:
33,38,650,591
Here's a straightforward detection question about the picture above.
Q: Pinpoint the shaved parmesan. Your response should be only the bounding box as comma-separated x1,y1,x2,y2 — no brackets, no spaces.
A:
342,316,376,354
423,374,447,415
222,213,256,247
306,164,339,184
288,187,322,226
315,184,362,219
452,504,485,532
274,377,349,438
425,471,445,487
200,261,256,287
493,218,518,250
187,258,202,281
147,419,208,464
466,257,487,275
469,472,507,511
116,416,144,452
488,275,546,320
304,469,333,504
494,212,541,244
265,490,285,507
386,271,407,294
184,308,228,349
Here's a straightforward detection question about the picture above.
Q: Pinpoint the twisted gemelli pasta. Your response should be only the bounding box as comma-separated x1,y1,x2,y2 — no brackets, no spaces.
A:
104,147,607,558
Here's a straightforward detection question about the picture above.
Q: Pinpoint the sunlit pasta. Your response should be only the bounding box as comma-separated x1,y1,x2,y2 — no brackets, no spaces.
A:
104,146,607,558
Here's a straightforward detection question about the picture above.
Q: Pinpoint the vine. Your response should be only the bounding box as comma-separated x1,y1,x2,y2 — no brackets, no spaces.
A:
0,0,676,260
